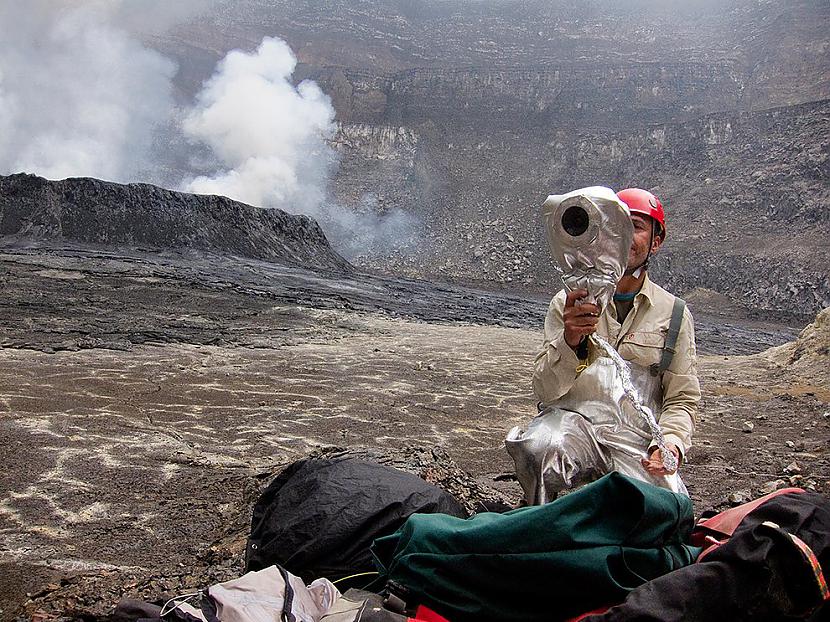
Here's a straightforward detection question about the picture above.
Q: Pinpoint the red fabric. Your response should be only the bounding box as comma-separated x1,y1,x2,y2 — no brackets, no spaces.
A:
691,488,804,553
411,604,451,622
565,605,612,621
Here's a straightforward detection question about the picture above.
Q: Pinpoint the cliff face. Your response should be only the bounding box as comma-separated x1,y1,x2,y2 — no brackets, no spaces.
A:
150,0,829,317
0,174,352,273
167,0,829,108
304,63,749,127
330,96,829,319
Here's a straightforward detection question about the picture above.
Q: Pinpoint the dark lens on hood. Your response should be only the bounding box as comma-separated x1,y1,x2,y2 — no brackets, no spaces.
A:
561,205,589,237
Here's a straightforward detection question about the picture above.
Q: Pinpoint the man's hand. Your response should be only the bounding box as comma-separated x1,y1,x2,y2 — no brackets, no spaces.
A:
563,289,601,349
641,444,681,476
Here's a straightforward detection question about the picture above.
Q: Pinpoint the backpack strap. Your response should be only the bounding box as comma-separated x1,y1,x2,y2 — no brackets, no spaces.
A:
276,564,298,622
650,296,686,377
690,487,805,552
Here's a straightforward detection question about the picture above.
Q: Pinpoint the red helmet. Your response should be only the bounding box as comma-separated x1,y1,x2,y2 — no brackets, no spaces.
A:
617,188,666,238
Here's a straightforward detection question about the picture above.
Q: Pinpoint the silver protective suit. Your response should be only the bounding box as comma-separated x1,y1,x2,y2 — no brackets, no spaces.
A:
506,357,686,504
506,186,685,504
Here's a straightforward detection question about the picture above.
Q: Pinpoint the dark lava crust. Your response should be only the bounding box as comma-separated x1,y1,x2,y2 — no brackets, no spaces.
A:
0,174,352,273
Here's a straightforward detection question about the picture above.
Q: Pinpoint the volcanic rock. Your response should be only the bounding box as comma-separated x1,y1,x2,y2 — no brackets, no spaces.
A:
0,173,352,273
758,480,786,495
762,307,830,383
783,461,802,475
727,490,751,506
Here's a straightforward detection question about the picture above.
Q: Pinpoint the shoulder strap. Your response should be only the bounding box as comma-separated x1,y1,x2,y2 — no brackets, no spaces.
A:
650,296,686,376
690,488,805,560
276,564,298,622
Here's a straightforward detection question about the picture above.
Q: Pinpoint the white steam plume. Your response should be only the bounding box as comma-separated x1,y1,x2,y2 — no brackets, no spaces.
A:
182,37,336,214
325,193,420,258
0,5,418,258
182,37,419,256
0,1,180,182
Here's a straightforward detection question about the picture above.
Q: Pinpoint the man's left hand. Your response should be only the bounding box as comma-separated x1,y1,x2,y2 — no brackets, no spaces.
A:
641,444,681,476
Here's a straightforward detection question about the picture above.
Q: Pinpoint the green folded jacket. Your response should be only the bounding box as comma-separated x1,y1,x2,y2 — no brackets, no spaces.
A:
372,472,701,622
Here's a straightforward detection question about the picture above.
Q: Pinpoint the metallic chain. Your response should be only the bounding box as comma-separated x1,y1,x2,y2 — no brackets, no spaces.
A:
593,336,679,473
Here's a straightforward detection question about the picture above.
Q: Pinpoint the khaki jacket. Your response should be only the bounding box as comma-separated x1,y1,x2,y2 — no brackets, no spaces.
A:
532,275,700,458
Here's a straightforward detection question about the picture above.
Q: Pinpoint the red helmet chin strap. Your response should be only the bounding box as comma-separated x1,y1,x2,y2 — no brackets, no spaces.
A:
624,220,657,276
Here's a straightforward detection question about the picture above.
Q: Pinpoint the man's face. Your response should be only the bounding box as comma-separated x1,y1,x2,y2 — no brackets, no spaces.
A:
627,213,663,270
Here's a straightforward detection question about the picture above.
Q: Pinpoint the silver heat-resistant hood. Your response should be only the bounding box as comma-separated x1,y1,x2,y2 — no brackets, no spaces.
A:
542,186,633,310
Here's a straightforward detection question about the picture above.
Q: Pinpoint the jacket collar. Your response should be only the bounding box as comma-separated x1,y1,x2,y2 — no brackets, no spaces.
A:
638,273,657,306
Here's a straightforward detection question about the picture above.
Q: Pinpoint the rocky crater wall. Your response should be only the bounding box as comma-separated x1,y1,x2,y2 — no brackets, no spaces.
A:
169,0,829,110
331,98,830,319
301,63,748,126
149,1,829,318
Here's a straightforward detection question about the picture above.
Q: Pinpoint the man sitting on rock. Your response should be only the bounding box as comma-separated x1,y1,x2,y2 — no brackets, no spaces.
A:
507,188,700,503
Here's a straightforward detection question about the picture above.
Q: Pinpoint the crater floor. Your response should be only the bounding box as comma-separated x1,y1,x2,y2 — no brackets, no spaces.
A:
0,245,826,620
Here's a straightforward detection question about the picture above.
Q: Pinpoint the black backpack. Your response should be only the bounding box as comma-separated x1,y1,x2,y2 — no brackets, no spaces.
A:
246,456,466,583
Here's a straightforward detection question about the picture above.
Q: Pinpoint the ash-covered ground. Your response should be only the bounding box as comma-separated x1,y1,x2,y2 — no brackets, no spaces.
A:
0,243,827,621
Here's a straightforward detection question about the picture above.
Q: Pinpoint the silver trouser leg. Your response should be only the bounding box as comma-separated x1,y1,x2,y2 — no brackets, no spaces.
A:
505,407,612,505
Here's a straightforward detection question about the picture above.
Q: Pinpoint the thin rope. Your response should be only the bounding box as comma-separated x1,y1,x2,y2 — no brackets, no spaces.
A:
160,591,200,618
332,571,380,586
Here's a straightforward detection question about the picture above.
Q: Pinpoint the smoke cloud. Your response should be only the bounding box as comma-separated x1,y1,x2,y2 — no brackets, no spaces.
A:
321,193,419,258
0,1,180,182
182,37,419,256
182,37,337,214
0,3,418,257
